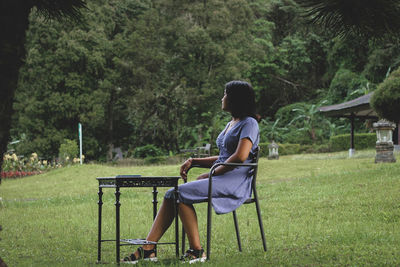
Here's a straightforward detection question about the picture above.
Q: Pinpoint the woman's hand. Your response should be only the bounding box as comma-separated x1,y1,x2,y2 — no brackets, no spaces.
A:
196,173,209,180
180,158,193,181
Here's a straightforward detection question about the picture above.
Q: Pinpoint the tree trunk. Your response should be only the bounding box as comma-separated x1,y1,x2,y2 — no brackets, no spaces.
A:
0,226,7,266
0,3,32,266
106,89,115,161
0,227,6,267
0,2,32,182
310,127,316,142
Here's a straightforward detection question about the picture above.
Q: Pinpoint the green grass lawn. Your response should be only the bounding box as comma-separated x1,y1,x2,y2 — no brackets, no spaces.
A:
1,150,400,266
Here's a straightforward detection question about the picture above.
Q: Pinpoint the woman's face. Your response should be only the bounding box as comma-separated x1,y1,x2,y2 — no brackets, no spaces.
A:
221,90,229,111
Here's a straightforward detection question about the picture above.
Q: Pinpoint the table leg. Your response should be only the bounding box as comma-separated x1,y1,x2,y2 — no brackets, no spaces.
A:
152,186,158,257
152,186,158,220
97,187,103,263
174,185,179,257
115,187,121,264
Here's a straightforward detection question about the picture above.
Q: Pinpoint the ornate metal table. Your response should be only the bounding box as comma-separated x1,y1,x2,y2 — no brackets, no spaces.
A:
96,175,180,264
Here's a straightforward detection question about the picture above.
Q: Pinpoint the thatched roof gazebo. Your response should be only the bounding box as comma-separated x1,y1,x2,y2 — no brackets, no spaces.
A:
319,92,377,119
319,92,399,155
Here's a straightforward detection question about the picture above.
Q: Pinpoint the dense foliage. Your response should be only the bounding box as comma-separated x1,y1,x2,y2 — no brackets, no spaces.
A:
10,0,400,161
371,68,400,123
58,139,79,163
329,133,377,152
0,0,87,188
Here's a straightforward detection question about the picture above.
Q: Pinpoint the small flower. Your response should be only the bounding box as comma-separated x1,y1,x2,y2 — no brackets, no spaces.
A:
43,160,47,166
12,154,18,161
30,153,38,162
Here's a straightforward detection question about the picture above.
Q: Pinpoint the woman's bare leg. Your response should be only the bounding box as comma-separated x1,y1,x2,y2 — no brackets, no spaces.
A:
130,199,203,259
126,198,174,259
142,198,175,251
179,203,202,250
143,201,201,249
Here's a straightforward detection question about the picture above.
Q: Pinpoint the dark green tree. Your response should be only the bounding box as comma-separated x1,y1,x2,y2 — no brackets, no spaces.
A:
371,68,400,123
0,0,85,174
363,42,400,84
249,0,332,117
0,1,85,266
327,68,370,104
11,0,399,161
12,0,276,158
118,0,266,151
13,0,147,160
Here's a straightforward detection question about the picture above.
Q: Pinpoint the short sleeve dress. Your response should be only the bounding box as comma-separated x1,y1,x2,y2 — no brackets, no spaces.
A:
165,116,259,214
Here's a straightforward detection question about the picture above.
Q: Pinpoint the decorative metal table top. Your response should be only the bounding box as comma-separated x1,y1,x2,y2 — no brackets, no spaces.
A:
96,175,180,188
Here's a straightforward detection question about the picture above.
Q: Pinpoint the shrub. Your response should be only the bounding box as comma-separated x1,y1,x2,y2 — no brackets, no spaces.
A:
330,133,376,151
308,143,331,153
144,156,167,164
259,142,331,156
371,67,400,122
133,144,163,158
259,143,269,157
58,139,78,163
278,143,302,155
260,142,305,156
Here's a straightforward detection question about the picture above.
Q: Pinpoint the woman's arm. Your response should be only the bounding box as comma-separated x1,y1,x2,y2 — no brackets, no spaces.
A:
212,138,253,176
191,156,219,168
180,156,219,181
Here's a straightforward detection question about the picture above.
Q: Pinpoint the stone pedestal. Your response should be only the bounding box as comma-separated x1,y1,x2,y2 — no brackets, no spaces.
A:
268,154,279,160
373,120,397,163
375,143,396,163
268,141,279,160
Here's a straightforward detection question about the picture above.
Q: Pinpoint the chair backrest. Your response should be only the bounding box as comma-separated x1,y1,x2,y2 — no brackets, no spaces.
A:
204,143,211,152
249,146,260,197
252,146,260,162
197,143,211,157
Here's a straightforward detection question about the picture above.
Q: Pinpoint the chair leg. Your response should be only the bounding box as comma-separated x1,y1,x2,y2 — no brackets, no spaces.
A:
232,210,242,252
254,191,267,251
206,200,212,260
181,226,186,255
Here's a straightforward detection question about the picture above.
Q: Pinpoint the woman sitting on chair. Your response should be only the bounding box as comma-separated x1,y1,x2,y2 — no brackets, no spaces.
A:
123,80,259,264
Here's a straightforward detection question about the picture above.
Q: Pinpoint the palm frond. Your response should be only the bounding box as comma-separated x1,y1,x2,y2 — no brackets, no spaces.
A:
33,0,87,21
295,0,400,39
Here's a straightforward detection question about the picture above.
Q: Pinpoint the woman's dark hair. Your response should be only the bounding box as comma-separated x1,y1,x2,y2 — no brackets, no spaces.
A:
225,80,257,120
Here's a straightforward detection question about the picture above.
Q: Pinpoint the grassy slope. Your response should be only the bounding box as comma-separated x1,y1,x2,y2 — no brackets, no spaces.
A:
0,151,399,266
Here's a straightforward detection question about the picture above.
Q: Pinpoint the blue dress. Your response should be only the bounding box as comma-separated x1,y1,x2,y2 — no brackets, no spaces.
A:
165,117,259,214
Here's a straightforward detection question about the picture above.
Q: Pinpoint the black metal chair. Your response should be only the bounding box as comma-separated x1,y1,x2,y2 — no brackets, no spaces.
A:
182,147,267,260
